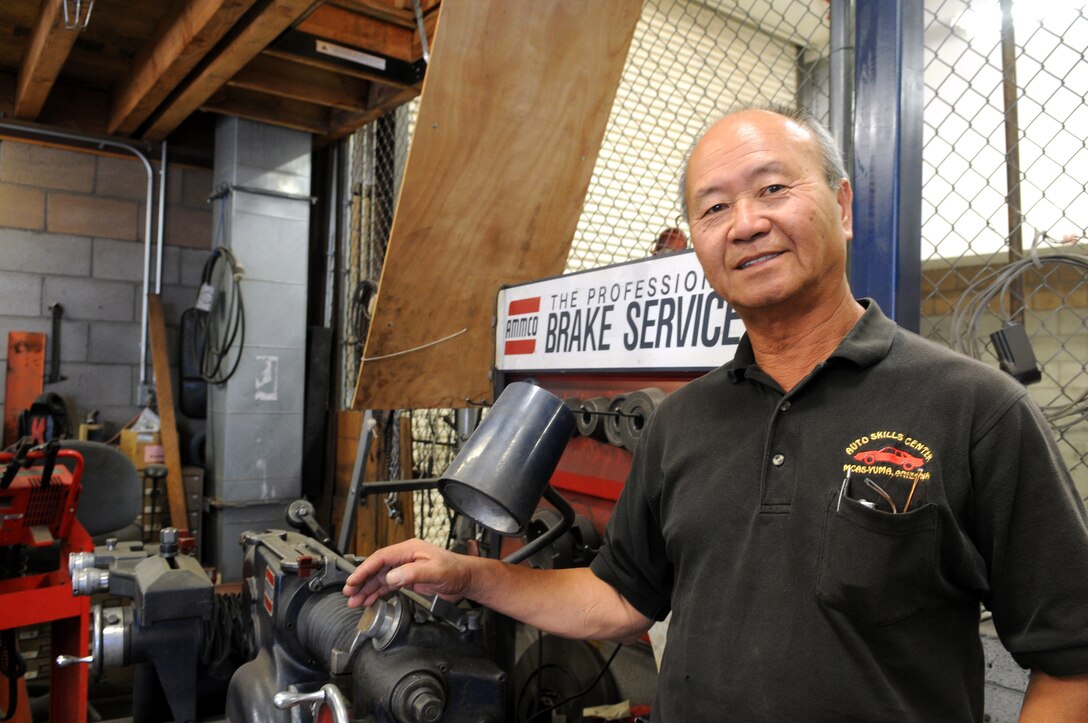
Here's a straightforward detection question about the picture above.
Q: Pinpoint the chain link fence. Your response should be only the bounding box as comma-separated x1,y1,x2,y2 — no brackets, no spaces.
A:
920,0,1088,498
569,0,832,271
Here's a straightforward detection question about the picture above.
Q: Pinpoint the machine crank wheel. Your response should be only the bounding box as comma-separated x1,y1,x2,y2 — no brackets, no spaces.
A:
514,634,618,722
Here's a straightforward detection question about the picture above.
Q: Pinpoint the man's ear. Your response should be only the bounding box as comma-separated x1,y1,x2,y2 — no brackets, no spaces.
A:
837,178,854,241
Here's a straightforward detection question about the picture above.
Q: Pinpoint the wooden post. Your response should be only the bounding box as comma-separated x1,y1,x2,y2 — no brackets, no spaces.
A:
147,294,189,530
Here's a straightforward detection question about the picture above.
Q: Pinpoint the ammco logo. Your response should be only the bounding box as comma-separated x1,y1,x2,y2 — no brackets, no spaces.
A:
504,296,540,355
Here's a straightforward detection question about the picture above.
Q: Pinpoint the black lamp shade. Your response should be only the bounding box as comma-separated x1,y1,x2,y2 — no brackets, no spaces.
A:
438,382,575,535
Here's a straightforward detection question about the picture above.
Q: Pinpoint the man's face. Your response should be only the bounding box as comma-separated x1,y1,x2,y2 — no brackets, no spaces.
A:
685,110,853,315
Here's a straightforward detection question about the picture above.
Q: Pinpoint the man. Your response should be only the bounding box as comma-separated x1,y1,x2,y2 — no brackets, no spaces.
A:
345,106,1088,720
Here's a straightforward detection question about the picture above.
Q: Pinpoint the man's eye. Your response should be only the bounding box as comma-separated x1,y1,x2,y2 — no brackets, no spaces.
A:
765,184,786,194
702,202,727,217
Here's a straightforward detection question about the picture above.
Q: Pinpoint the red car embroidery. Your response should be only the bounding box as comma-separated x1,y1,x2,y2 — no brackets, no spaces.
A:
853,446,925,470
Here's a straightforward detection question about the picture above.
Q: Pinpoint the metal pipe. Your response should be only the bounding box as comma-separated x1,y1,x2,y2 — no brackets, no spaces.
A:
0,120,157,390
156,142,167,295
830,0,856,177
999,0,1026,324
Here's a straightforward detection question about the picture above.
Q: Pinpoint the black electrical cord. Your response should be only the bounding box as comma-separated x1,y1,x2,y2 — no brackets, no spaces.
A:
0,629,27,721
520,642,623,723
192,246,246,384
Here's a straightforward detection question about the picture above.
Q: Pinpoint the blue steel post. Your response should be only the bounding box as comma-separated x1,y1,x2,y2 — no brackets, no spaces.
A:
850,0,924,331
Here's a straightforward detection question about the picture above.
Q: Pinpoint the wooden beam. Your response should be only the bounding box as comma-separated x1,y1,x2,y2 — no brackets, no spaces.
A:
147,295,189,532
14,0,81,119
263,45,414,89
142,0,320,142
323,81,419,142
297,4,416,63
202,85,331,135
326,0,439,28
108,0,259,136
229,53,371,110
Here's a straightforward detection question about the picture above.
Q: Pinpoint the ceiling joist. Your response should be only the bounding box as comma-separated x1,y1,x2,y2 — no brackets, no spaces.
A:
203,84,331,135
298,4,416,62
141,0,322,142
14,0,80,119
229,53,372,111
109,0,259,136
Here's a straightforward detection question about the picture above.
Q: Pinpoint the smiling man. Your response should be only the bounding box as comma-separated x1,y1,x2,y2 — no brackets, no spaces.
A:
345,106,1088,720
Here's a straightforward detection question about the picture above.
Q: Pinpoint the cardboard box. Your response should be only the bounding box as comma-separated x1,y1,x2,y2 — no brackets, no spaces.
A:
120,429,164,471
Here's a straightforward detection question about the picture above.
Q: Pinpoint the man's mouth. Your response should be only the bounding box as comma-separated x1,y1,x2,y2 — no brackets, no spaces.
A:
738,252,783,270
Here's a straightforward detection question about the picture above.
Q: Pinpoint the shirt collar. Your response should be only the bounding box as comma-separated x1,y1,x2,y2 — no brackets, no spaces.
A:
726,298,895,382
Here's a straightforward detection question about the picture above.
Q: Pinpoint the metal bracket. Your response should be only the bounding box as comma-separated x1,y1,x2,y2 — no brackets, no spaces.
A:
337,410,377,553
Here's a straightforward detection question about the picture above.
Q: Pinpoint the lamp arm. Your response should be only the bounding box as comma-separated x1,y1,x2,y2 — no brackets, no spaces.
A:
500,485,575,565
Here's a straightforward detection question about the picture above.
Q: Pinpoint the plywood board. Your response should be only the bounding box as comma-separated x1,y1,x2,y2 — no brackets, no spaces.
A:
354,0,641,410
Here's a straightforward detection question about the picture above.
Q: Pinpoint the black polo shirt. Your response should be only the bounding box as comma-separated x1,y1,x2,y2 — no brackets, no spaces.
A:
591,299,1088,721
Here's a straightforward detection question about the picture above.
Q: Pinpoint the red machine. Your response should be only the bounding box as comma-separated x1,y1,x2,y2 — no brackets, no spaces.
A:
0,443,91,722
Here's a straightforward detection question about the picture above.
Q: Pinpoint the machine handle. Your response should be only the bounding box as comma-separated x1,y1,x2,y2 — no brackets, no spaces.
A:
55,655,93,667
273,684,350,723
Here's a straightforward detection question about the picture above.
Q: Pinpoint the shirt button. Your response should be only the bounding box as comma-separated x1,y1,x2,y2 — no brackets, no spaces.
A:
771,453,785,466
780,401,791,411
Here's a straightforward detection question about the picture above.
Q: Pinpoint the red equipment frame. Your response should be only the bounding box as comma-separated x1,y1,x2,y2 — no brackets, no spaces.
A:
0,448,90,722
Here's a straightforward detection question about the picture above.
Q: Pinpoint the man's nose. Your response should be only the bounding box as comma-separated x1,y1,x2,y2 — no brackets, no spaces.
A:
730,197,769,242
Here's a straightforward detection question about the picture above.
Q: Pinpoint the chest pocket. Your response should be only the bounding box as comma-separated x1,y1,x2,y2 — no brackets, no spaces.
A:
815,489,938,627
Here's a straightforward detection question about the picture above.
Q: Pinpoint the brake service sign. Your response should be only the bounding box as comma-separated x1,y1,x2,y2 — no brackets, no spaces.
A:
496,250,745,372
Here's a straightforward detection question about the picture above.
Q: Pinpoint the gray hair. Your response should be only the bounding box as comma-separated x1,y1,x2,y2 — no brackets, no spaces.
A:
678,103,848,222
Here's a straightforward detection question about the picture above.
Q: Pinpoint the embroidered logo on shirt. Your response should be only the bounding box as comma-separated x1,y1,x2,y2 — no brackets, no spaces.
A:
841,432,935,512
843,431,933,482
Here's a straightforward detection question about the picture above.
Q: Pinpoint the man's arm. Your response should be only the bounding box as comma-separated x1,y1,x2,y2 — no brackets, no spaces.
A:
342,538,653,642
1019,670,1088,722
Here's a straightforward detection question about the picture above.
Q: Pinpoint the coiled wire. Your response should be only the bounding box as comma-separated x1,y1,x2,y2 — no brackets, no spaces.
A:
950,231,1088,430
194,245,246,384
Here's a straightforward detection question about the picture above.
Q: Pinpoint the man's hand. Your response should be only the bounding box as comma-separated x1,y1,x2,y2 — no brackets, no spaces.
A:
342,538,653,643
342,538,475,608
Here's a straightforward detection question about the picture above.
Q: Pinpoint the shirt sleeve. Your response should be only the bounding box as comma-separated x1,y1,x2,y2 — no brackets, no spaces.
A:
590,406,674,622
973,392,1088,675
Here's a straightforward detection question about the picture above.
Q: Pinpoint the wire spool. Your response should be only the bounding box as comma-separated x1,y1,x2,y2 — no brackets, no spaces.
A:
602,394,628,447
619,387,667,453
574,396,609,440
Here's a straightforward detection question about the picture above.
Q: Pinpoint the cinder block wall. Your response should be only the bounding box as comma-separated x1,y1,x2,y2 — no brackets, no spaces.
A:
0,138,213,454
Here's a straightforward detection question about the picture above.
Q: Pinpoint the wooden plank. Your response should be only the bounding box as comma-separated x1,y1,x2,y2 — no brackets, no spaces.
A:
297,4,416,62
353,0,641,410
14,0,80,119
323,82,420,142
202,85,331,134
141,0,321,142
147,294,189,531
327,0,440,28
229,53,372,110
108,0,259,136
262,42,414,89
3,332,45,447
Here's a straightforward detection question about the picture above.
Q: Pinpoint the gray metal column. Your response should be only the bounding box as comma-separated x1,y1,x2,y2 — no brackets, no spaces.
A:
207,117,311,580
